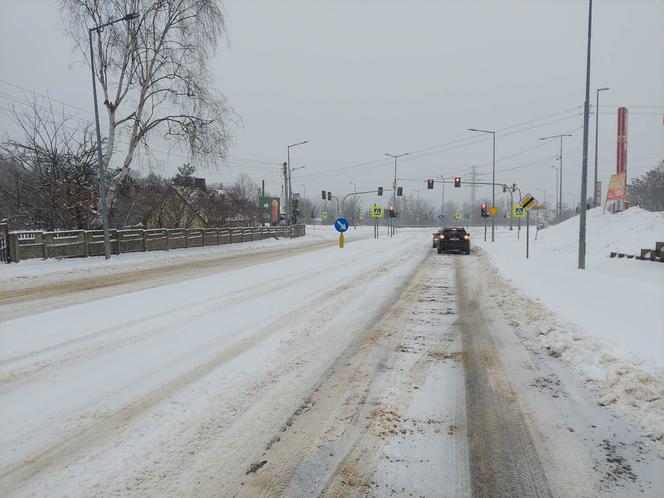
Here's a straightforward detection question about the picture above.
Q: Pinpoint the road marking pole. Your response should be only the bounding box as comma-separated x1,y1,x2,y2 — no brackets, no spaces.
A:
526,210,530,258
339,233,344,248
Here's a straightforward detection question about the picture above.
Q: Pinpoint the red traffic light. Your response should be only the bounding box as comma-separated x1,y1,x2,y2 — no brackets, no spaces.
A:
480,203,486,209
454,177,461,188
427,179,434,189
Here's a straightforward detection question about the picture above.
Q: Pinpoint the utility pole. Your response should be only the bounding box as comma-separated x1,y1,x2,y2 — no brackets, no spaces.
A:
593,87,609,207
441,177,445,222
470,166,477,224
287,140,308,224
385,152,409,237
468,128,496,241
540,133,572,221
550,165,559,222
89,12,138,259
282,162,288,221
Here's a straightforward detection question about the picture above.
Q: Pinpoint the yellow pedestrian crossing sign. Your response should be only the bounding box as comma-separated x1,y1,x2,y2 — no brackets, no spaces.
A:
371,205,384,218
513,205,526,218
322,211,328,220
454,212,462,220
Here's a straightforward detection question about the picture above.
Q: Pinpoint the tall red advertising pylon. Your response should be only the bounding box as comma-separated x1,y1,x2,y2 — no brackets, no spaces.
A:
616,107,628,210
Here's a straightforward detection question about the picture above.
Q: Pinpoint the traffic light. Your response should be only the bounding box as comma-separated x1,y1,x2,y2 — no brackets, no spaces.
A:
480,203,489,218
388,206,396,217
377,186,383,196
321,190,326,199
397,186,403,196
327,192,332,201
454,177,461,188
427,179,434,189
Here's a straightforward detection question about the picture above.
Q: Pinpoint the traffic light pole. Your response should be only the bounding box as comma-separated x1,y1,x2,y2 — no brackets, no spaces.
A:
341,190,380,216
438,179,507,189
329,195,340,218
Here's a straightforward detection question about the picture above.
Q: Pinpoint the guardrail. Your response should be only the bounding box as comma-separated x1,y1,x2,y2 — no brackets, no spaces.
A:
4,224,306,263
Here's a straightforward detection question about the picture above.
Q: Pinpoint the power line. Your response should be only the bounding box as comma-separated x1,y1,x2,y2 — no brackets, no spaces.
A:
0,82,279,168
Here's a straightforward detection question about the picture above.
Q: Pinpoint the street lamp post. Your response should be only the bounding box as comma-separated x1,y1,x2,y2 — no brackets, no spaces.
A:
550,165,559,221
385,152,410,237
468,128,496,241
593,87,609,207
89,12,138,260
579,0,594,269
348,181,357,228
287,140,309,224
539,134,572,222
290,165,306,224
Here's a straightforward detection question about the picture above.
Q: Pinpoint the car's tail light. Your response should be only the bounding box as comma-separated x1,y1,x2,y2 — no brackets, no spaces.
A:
463,234,469,240
440,235,445,240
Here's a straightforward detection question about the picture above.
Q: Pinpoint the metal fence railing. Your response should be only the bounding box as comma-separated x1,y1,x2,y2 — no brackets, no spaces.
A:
3,224,306,263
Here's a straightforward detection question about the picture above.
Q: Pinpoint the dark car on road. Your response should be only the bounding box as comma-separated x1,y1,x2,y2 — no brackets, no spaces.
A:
437,227,470,255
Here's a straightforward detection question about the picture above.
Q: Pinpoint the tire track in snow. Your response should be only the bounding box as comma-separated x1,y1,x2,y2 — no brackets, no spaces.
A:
235,252,466,497
457,257,553,498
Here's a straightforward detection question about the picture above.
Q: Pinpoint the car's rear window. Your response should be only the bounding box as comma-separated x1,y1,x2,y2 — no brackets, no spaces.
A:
443,228,466,235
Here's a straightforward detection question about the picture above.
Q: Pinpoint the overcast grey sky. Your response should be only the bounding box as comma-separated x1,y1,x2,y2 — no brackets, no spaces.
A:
1,0,662,211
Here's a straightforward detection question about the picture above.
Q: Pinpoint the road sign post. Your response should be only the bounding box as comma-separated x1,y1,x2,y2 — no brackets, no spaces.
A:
371,205,384,239
514,193,538,259
526,210,530,258
334,217,349,249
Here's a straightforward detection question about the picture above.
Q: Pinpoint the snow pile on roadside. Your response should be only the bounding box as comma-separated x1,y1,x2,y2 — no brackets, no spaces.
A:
480,254,664,458
476,208,664,369
536,207,664,256
476,207,664,456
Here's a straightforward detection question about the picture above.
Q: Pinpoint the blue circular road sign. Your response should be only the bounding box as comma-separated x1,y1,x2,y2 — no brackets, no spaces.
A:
334,217,349,233
437,213,445,220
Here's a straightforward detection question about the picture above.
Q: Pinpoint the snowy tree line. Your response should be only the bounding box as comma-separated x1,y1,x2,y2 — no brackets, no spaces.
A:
628,160,664,212
0,99,265,230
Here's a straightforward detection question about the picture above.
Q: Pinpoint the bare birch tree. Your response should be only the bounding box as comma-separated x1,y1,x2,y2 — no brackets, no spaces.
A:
61,0,233,220
1,98,98,229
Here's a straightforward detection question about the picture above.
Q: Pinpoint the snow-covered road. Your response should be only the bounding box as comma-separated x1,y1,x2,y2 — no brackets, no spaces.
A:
1,228,662,497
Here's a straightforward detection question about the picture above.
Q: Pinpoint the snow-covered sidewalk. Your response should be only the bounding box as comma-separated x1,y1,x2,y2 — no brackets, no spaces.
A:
0,226,364,292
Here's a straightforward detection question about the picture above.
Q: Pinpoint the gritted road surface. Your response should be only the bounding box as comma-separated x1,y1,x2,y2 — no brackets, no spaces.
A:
3,230,653,497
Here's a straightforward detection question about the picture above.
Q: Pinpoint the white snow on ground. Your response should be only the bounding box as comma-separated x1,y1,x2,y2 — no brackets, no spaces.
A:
0,229,425,496
0,225,354,291
475,207,664,456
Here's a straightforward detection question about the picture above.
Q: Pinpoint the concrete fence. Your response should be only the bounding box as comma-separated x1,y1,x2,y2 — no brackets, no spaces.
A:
4,224,306,263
